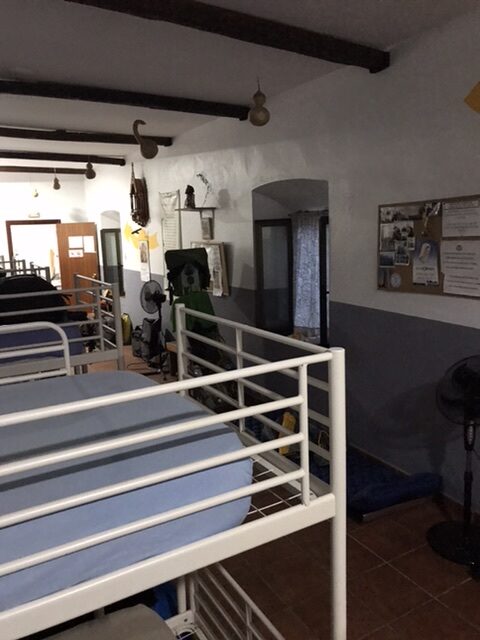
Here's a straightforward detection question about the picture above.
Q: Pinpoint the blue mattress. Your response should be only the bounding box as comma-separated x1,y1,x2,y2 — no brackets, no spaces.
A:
0,371,251,612
0,325,84,357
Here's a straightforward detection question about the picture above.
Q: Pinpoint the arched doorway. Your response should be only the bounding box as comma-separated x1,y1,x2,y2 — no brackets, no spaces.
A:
252,179,329,345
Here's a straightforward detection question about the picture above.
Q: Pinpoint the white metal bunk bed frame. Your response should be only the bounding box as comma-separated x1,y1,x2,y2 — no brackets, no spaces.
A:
0,273,124,373
0,308,346,640
0,322,71,385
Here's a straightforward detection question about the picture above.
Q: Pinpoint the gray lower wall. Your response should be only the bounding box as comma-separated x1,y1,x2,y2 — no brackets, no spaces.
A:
330,301,480,509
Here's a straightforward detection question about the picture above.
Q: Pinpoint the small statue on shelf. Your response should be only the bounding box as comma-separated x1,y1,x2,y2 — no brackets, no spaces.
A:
184,185,196,209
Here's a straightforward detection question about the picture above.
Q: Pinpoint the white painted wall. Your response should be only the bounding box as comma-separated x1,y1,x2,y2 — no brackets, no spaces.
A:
0,176,87,260
134,5,480,329
25,5,480,332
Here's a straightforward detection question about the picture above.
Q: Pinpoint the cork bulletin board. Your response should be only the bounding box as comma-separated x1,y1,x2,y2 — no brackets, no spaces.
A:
377,195,480,298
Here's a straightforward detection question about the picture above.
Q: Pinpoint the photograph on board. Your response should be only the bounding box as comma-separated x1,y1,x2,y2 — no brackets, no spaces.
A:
412,239,439,285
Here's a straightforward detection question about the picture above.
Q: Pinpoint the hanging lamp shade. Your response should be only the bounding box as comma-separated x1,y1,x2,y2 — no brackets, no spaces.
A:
52,172,61,190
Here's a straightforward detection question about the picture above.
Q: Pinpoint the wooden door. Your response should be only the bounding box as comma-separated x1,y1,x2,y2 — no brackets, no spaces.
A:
56,222,100,295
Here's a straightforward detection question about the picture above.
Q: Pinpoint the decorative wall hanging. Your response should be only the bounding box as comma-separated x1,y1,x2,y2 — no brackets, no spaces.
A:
132,119,159,159
130,163,150,227
196,172,213,207
248,79,270,127
52,169,61,190
184,184,196,209
85,161,96,179
123,222,159,250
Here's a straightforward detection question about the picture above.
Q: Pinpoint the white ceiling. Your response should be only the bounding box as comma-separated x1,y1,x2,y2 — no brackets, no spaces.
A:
0,0,477,159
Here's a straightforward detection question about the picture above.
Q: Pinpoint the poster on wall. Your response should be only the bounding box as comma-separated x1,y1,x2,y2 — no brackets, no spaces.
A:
412,239,439,285
160,190,181,254
442,199,480,237
139,240,150,282
191,241,229,296
441,240,480,297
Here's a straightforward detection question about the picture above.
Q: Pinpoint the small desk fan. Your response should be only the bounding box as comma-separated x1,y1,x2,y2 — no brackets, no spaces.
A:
427,356,480,571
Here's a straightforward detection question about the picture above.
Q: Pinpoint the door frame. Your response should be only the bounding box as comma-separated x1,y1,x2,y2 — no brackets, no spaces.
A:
100,228,125,296
254,218,293,334
6,219,61,260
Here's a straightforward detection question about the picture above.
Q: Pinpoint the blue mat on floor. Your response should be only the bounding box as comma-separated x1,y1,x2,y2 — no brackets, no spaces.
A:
245,415,441,519
310,447,441,519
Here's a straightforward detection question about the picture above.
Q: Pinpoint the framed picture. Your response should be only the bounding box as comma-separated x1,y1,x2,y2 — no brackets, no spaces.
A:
201,216,213,240
138,239,150,282
191,241,229,296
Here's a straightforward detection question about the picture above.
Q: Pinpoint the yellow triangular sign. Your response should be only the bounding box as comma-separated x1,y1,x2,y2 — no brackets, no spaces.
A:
465,82,480,114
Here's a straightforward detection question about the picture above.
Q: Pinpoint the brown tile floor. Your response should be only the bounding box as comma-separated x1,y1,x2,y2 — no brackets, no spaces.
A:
224,500,480,640
91,351,480,640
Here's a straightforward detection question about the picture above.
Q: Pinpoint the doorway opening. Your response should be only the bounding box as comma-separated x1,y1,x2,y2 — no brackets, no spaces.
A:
253,179,329,346
6,219,61,286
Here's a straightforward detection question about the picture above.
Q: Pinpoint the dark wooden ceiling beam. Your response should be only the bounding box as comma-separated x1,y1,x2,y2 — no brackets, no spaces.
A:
0,150,125,166
0,149,125,167
0,80,250,120
0,126,173,147
65,0,390,73
0,166,86,175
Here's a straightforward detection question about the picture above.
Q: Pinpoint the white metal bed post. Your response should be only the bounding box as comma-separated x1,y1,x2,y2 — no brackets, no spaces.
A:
73,274,80,307
329,347,347,640
235,328,245,432
175,303,186,396
111,282,125,370
298,363,311,506
94,287,105,354
176,576,187,614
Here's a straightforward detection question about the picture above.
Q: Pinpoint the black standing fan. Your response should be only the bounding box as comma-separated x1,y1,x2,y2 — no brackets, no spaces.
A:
138,280,167,373
427,356,480,573
140,280,166,316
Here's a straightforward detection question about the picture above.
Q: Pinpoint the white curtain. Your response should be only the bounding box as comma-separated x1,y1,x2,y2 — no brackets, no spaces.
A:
292,211,321,342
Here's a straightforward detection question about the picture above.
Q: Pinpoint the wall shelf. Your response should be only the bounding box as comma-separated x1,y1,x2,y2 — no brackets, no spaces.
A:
177,207,216,213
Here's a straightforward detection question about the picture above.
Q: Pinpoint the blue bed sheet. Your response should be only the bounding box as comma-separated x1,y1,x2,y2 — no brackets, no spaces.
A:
0,325,84,357
0,371,251,612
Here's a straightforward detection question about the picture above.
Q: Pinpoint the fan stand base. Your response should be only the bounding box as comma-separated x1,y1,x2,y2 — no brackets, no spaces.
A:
427,521,480,566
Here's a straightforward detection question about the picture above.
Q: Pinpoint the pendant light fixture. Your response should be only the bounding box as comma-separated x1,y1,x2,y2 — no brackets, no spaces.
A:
52,169,61,190
248,78,270,127
85,160,96,179
132,119,158,159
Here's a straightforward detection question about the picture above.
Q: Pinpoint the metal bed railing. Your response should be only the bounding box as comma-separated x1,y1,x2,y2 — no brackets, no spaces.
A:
175,304,332,460
0,313,346,640
0,322,71,385
0,274,124,373
175,304,347,639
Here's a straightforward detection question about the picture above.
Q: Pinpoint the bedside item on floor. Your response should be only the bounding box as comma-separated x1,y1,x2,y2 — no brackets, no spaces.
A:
427,356,480,574
45,605,174,639
311,446,441,521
